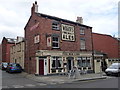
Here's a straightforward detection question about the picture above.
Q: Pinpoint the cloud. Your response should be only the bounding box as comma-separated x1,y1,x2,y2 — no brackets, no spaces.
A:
0,0,119,43
38,0,118,37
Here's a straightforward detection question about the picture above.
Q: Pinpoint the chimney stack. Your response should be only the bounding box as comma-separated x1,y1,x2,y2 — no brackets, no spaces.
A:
76,17,83,24
31,1,38,15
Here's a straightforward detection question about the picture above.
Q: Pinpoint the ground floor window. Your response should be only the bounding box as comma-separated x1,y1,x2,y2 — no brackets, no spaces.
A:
51,56,62,72
77,57,91,68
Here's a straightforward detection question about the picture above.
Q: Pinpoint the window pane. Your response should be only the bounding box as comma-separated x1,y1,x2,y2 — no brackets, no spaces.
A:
77,60,82,67
53,37,58,41
52,60,55,67
52,37,59,48
82,60,86,67
52,21,59,30
52,43,58,47
80,39,86,50
80,29,85,35
51,57,62,68
58,60,62,67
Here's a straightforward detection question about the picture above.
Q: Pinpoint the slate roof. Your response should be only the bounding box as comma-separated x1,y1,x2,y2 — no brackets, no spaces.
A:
6,38,17,44
36,13,92,29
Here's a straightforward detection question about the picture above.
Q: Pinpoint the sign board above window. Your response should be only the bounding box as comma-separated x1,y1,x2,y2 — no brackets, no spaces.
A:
61,24,75,41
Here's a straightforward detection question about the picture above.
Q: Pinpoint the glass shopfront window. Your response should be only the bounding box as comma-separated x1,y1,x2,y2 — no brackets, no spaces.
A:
77,57,91,68
51,56,63,73
51,56,62,68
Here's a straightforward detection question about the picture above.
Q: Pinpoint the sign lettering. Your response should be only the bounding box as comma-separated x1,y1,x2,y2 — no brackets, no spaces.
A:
30,22,39,31
61,24,75,41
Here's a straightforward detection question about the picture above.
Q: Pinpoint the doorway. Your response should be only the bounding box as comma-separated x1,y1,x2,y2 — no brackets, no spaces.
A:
67,57,74,72
101,60,107,72
39,59,44,75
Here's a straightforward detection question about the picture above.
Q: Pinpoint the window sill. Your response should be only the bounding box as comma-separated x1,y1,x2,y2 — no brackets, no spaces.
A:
80,49,87,51
80,34,85,35
52,28,60,31
51,67,63,70
52,47,60,49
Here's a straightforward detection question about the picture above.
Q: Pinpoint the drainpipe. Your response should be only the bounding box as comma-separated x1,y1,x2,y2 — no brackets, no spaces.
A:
91,30,95,73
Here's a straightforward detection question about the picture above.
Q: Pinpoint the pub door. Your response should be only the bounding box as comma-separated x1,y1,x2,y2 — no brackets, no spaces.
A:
67,57,74,72
39,59,44,75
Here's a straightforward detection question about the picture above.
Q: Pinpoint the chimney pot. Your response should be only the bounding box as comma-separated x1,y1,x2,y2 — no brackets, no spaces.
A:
76,16,83,24
35,1,37,4
31,1,38,15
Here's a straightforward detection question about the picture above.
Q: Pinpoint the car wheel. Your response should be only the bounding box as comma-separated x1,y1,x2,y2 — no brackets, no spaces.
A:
19,71,22,73
8,70,12,73
7,70,9,73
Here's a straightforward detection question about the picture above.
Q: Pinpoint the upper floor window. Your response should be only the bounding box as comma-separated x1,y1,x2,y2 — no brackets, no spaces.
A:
80,27,85,35
52,21,60,30
17,44,21,52
80,38,86,50
52,36,59,48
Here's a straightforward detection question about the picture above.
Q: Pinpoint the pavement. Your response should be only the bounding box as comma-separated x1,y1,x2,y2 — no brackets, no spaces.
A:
20,72,107,84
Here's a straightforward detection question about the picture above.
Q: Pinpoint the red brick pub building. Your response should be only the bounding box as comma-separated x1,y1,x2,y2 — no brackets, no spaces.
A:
24,2,103,75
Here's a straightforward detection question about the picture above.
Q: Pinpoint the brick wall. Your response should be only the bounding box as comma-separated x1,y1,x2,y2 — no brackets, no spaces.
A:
2,38,14,62
93,33,119,58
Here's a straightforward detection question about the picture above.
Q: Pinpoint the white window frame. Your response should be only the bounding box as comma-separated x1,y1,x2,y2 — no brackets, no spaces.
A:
80,38,86,50
80,27,85,35
52,36,59,48
51,57,62,68
80,29,85,35
52,21,59,30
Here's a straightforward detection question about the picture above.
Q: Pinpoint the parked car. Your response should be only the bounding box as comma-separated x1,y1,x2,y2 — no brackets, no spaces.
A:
105,63,120,76
1,62,9,70
6,63,22,73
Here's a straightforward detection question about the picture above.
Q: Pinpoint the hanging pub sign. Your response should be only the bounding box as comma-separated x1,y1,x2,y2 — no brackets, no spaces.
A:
61,24,75,41
47,36,52,47
34,35,40,44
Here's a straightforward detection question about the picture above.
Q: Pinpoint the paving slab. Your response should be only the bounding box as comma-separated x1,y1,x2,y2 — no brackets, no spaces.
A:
20,72,107,83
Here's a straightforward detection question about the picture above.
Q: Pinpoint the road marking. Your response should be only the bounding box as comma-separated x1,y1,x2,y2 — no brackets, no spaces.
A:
12,85,24,88
25,84,36,87
58,82,65,84
50,82,57,85
37,83,47,86
107,76,116,79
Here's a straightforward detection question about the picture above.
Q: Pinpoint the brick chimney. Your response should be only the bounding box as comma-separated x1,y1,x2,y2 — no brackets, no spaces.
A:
76,17,83,24
31,1,38,15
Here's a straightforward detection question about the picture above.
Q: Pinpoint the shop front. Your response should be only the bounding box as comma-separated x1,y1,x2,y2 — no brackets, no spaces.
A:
35,50,93,75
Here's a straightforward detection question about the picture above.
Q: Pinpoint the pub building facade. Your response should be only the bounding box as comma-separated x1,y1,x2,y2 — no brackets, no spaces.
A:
24,1,103,75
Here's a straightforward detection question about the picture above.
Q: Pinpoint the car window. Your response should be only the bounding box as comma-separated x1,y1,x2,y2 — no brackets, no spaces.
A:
12,64,16,67
3,63,8,65
109,65,119,69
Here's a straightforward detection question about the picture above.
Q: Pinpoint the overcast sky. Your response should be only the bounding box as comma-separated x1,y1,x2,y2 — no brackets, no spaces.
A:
0,0,119,43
